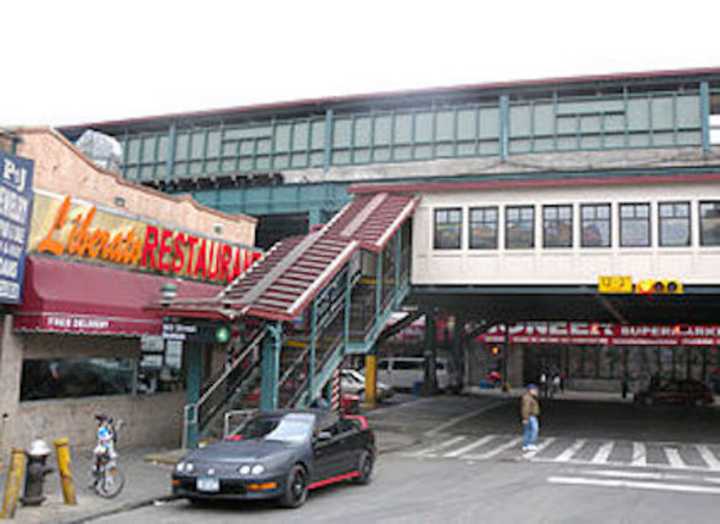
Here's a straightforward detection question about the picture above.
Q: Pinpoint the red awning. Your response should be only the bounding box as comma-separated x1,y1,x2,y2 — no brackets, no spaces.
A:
13,256,221,336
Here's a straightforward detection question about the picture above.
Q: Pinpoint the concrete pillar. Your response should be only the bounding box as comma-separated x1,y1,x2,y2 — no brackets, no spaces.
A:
0,315,24,452
422,311,438,395
508,344,524,389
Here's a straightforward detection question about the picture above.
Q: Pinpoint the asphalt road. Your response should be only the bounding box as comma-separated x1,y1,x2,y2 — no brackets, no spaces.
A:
95,394,720,524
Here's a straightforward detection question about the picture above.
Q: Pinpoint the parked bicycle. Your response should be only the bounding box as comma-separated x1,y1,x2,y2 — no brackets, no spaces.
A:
90,414,125,498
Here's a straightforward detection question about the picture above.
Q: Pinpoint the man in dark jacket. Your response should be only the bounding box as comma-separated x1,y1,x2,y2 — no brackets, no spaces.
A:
521,384,540,452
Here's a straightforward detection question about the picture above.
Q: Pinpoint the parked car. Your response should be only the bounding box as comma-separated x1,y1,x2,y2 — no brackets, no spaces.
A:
634,379,714,406
172,410,375,508
341,369,394,402
375,357,450,391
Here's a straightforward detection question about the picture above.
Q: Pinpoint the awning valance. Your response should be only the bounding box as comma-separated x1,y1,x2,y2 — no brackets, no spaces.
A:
13,255,221,336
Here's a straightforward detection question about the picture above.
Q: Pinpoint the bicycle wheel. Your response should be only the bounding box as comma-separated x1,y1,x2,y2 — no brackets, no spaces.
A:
96,465,125,498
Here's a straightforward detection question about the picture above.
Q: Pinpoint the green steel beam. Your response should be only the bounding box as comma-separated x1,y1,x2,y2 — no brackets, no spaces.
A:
394,229,402,293
323,109,334,173
309,300,317,398
701,81,711,154
375,252,382,316
260,322,283,411
184,342,203,448
499,94,510,160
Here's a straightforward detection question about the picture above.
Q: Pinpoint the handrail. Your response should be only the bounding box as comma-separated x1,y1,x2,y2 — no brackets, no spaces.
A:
195,327,266,408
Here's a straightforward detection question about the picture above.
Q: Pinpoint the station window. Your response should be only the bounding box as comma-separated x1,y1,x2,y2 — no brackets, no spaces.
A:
433,208,462,249
700,201,720,246
469,207,498,249
620,203,651,247
581,204,611,248
658,202,691,247
505,206,535,249
542,205,573,248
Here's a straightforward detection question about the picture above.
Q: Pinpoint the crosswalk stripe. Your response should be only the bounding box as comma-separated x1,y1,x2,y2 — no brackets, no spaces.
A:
411,435,467,457
443,435,496,458
548,476,720,495
524,437,556,458
465,437,522,460
697,445,720,471
555,439,586,462
631,442,647,467
664,448,686,469
590,441,615,465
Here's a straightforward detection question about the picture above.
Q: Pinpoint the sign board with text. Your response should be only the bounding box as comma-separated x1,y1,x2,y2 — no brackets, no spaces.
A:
0,151,34,304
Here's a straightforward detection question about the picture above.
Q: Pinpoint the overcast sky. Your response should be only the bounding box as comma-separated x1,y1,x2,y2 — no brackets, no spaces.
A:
3,1,719,127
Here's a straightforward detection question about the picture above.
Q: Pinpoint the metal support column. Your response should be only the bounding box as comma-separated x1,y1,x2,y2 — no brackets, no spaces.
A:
394,229,402,300
260,323,282,411
183,343,203,448
700,81,711,155
165,121,177,183
422,310,438,395
375,252,383,317
308,300,318,399
323,109,334,174
364,353,378,408
452,313,465,392
499,94,510,161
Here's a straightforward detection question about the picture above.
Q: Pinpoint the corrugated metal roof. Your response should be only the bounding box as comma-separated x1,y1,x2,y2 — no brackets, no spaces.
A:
169,192,418,321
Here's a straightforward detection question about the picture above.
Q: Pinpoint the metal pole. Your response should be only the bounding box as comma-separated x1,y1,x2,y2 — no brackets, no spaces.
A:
309,300,317,399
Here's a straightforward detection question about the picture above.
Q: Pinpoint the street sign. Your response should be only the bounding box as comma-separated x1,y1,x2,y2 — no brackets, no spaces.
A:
597,275,633,294
0,150,34,304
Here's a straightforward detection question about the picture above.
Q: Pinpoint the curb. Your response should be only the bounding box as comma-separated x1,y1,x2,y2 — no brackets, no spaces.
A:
62,495,178,524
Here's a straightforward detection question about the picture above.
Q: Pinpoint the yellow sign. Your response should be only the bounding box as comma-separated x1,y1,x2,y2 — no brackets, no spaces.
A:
597,275,633,294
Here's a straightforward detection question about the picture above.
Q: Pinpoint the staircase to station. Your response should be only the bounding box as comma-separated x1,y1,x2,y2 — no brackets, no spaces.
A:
177,192,418,446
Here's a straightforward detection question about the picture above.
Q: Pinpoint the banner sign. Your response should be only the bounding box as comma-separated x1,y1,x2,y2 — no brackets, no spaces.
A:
389,316,720,347
0,151,34,304
27,193,262,284
481,322,720,346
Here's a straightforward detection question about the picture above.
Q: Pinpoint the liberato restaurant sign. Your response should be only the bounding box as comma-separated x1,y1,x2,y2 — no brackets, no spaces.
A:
27,193,261,283
0,151,34,304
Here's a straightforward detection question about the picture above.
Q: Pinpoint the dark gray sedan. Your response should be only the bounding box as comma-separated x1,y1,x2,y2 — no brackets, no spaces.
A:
172,410,375,508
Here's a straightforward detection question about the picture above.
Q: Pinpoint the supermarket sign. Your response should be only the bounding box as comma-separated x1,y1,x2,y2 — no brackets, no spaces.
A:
481,322,720,346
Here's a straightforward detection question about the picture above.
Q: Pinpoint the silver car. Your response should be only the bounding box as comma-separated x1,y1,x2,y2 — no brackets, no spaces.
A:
341,369,394,402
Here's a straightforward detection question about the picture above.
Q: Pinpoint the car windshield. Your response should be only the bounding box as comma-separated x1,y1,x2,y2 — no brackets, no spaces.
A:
237,414,313,444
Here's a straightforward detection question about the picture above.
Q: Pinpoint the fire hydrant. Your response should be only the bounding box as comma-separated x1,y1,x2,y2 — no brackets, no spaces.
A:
21,439,53,506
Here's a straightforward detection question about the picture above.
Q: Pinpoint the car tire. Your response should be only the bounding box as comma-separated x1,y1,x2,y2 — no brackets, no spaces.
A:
279,464,308,509
354,449,375,486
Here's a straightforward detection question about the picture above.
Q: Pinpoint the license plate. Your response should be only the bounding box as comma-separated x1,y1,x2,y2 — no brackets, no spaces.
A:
197,478,220,492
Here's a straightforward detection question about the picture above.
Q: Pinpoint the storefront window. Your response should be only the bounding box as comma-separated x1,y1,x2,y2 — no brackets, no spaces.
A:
658,202,691,247
21,358,134,401
137,336,185,394
505,206,534,249
468,207,498,249
700,201,720,246
542,205,573,248
581,204,611,247
620,203,651,247
433,208,462,249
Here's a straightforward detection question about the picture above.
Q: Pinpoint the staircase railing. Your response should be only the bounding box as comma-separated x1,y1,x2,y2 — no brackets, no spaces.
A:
183,326,267,445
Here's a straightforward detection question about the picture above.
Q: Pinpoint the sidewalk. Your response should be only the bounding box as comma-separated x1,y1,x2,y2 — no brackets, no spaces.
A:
2,446,174,524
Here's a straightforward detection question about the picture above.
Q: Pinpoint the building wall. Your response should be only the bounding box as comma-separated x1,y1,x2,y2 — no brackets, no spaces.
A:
0,318,184,450
16,128,256,246
412,179,720,285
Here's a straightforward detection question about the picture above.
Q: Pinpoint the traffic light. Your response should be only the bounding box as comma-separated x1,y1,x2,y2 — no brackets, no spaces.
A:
635,279,684,295
215,325,231,343
490,346,501,356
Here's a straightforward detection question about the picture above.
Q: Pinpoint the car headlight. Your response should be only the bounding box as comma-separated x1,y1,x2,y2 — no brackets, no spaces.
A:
251,464,265,475
185,462,194,473
176,462,185,473
239,465,251,475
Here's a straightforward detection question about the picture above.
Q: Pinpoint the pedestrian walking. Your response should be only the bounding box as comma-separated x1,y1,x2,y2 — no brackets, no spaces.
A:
521,383,540,452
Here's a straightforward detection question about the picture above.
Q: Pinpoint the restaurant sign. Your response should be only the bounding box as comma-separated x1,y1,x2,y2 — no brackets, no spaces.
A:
0,151,34,304
27,193,261,283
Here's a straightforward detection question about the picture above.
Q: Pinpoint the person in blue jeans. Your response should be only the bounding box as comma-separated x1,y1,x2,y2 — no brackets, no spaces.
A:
521,384,540,452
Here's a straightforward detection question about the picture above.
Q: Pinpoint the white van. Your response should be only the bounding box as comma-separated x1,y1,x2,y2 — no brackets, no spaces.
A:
376,357,450,391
